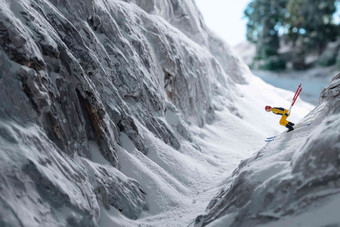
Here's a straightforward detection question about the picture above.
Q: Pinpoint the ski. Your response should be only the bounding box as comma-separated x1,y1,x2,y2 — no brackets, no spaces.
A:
265,136,276,142
266,123,311,141
293,123,312,130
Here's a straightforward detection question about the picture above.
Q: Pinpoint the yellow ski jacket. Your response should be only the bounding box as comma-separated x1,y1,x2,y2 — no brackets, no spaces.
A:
270,107,290,126
271,107,289,116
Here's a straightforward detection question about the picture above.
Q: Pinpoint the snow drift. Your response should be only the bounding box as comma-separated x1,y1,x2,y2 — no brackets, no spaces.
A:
195,72,340,226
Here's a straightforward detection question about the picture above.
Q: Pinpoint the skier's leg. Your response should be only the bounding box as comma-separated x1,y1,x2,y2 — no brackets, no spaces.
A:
280,115,294,131
279,115,289,126
286,124,294,132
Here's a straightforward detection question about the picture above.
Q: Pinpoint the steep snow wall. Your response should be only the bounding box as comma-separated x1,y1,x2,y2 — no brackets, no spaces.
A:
195,72,340,226
0,0,251,226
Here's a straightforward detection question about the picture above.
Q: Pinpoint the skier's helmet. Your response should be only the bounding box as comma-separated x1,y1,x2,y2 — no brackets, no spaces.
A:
265,106,271,112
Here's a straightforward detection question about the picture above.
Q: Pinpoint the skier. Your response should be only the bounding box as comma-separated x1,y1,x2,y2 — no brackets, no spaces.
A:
265,106,295,132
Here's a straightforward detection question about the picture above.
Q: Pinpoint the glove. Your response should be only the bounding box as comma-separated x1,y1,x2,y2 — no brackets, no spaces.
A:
285,113,288,117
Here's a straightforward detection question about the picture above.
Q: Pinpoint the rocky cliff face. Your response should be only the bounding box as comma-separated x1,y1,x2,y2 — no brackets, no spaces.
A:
0,0,250,226
127,0,251,84
195,72,340,226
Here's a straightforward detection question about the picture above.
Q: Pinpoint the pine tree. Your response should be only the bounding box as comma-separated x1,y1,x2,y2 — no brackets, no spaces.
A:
287,0,338,54
244,0,339,70
245,0,287,59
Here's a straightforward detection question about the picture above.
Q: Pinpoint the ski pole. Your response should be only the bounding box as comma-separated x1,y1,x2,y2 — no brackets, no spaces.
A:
288,84,302,114
292,83,301,102
291,87,302,107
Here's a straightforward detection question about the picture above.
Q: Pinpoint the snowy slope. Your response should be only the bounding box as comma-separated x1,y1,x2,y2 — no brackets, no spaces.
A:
0,0,315,226
195,73,340,226
103,76,313,227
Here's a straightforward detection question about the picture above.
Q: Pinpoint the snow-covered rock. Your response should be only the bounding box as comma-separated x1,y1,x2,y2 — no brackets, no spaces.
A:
0,0,253,226
126,0,252,84
0,0,322,226
195,72,340,226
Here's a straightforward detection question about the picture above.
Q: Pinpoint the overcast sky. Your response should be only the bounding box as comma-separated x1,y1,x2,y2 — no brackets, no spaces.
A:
195,0,251,46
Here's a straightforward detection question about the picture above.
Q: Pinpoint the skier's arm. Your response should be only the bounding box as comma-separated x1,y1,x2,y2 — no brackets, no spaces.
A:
271,107,285,115
284,109,290,116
